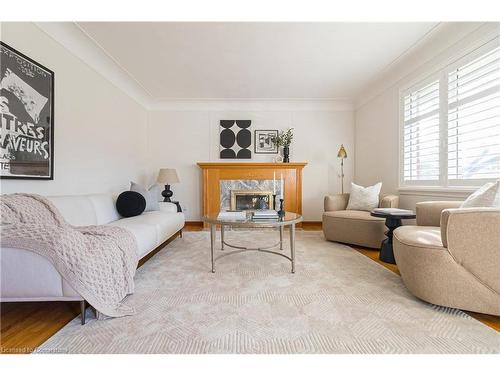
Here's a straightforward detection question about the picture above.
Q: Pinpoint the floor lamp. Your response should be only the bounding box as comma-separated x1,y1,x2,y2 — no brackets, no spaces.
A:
337,144,347,194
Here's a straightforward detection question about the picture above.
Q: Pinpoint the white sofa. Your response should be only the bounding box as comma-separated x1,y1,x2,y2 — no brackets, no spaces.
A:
0,193,185,322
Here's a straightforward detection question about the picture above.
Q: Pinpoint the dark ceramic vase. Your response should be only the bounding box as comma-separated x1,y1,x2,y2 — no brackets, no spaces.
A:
283,146,290,163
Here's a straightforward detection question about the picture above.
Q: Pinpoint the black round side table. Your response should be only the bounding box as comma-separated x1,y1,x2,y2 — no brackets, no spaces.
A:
370,209,416,264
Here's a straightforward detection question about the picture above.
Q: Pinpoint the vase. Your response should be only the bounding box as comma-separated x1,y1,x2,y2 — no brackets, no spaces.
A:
283,146,290,163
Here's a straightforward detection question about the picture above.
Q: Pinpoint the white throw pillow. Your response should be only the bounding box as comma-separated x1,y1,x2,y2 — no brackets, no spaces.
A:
460,180,500,208
130,182,160,212
346,182,382,211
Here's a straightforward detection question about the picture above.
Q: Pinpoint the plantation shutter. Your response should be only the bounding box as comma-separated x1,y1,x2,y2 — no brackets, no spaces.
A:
447,46,500,181
403,80,441,182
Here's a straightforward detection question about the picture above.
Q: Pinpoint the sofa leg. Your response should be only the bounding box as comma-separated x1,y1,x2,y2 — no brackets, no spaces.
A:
179,229,183,238
80,300,86,325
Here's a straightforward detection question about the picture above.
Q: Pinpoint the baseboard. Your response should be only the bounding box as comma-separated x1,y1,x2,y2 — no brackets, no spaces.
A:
185,221,203,227
302,221,322,229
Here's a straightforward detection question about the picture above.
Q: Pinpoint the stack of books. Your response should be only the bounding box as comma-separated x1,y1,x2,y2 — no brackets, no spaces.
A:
252,209,279,221
217,211,247,221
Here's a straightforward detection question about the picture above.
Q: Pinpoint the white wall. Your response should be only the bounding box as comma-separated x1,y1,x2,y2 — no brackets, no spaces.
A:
0,23,354,220
0,23,149,196
147,103,354,221
354,23,500,209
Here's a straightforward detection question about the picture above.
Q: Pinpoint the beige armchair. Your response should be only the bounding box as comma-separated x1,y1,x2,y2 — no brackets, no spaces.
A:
394,201,500,316
322,193,399,248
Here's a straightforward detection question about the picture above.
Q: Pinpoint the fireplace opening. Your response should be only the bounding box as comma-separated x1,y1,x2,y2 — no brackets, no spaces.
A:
230,190,274,211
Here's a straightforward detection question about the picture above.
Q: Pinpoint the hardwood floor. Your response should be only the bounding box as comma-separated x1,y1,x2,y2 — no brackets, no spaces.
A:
0,301,80,354
1,223,498,354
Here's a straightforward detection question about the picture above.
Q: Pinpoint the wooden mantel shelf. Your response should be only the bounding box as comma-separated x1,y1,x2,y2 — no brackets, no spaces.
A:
197,162,307,169
197,162,307,222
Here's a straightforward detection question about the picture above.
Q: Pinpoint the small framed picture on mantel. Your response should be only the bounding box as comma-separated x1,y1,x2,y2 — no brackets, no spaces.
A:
254,130,278,154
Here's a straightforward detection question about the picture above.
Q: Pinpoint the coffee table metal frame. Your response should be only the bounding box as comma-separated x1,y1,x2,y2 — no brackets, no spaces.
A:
202,212,303,274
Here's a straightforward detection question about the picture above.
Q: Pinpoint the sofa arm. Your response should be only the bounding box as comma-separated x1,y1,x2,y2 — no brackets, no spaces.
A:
416,201,463,227
441,208,500,291
380,195,399,208
324,194,349,212
158,202,178,213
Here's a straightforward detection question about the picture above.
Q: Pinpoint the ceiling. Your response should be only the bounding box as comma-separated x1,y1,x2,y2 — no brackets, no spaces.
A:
76,22,438,100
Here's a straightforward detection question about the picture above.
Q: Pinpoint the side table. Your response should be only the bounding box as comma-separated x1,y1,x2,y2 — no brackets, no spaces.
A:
370,209,416,264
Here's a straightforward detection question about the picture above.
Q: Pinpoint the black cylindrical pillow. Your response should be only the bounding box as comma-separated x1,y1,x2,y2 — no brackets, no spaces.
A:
116,191,146,217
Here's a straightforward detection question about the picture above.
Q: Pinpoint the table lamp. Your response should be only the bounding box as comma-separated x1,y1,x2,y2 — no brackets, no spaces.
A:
337,144,347,194
157,168,180,202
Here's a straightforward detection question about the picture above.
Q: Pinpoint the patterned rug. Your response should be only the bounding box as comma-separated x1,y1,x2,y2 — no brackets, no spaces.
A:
37,231,500,354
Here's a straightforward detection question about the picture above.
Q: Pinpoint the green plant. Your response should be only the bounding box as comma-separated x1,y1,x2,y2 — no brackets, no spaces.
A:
274,128,294,147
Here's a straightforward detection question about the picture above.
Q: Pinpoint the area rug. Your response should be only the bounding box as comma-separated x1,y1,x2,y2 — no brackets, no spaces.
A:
37,231,500,354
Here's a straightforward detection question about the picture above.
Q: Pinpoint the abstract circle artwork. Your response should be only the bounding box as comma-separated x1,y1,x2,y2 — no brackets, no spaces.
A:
219,120,252,159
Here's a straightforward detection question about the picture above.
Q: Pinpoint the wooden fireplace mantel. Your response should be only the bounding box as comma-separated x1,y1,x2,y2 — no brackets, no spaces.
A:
197,162,307,169
197,162,307,220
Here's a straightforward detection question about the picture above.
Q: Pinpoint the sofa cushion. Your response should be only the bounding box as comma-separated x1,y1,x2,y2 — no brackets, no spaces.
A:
109,211,184,258
49,195,98,226
88,194,120,224
49,194,120,226
139,211,185,244
393,226,444,249
107,220,158,258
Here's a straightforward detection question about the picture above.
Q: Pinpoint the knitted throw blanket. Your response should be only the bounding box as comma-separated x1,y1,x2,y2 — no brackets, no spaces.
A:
0,194,139,318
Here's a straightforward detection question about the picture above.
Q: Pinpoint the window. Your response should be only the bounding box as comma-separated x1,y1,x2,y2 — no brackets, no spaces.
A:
448,46,500,182
403,79,440,183
400,39,500,188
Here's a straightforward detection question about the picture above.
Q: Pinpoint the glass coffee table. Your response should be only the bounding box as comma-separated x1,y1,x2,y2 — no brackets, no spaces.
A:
202,212,303,273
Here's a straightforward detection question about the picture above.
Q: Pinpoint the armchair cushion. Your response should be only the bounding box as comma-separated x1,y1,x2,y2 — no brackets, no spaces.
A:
415,201,462,227
322,210,386,248
393,226,443,249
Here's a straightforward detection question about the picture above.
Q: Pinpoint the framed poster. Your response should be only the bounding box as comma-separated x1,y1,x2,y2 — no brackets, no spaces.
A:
0,41,54,179
254,129,278,154
219,120,252,159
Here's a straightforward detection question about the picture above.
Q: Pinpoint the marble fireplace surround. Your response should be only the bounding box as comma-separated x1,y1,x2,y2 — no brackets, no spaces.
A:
197,162,307,224
220,179,283,211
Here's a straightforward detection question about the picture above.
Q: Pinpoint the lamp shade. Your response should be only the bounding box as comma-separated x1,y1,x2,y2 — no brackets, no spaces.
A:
157,168,180,184
337,144,347,159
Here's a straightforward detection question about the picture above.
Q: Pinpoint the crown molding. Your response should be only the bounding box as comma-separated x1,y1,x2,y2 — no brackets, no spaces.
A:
354,22,498,109
34,22,152,108
148,98,353,112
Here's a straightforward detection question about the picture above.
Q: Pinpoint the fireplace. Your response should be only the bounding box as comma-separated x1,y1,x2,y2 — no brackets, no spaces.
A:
197,162,307,225
230,190,274,211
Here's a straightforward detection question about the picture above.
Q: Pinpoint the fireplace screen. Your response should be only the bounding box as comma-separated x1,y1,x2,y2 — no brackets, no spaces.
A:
230,190,274,211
